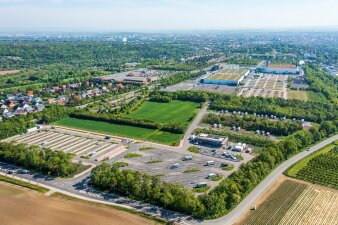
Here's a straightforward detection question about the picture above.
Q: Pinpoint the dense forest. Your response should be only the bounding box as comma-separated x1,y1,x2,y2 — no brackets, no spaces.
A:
203,113,303,136
209,95,337,123
305,65,338,104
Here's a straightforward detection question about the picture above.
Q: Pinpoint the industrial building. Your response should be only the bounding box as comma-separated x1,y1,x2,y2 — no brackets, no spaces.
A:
192,133,228,147
201,69,250,86
94,68,158,84
263,64,299,74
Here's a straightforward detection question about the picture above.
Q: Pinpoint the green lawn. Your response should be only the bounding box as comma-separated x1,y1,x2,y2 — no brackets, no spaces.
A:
125,100,200,123
306,91,327,102
285,144,335,177
55,118,182,146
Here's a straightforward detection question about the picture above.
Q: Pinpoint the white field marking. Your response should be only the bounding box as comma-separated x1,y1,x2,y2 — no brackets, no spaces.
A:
43,134,70,147
16,131,53,143
63,139,94,153
25,132,58,145
58,138,88,152
49,136,82,149
47,135,74,148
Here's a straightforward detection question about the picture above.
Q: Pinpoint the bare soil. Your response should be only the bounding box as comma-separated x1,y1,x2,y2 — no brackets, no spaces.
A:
0,70,20,76
0,181,155,225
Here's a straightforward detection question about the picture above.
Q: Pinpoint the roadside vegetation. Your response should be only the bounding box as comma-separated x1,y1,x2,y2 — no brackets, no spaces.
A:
203,113,303,136
0,175,49,193
0,142,80,177
124,153,143,158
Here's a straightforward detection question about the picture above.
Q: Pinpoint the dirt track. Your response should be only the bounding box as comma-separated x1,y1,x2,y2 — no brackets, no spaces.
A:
0,182,155,225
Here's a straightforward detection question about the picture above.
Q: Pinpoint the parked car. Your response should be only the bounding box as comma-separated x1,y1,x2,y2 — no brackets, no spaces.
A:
17,169,30,174
205,160,215,166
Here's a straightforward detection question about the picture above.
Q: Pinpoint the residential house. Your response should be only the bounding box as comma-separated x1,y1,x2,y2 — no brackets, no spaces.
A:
35,104,45,112
3,111,14,118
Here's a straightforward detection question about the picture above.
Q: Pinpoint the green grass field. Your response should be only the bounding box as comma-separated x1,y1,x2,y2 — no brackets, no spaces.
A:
55,118,182,145
306,91,327,102
125,100,200,123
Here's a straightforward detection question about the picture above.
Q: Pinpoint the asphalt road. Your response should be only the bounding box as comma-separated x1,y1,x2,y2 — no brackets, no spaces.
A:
189,134,338,225
1,97,337,225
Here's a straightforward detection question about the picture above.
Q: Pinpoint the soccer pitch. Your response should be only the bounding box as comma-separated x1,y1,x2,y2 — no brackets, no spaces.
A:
125,100,200,123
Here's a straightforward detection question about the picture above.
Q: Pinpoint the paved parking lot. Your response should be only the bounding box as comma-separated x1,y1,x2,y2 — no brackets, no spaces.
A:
165,79,237,94
4,127,127,162
117,147,251,190
238,74,288,99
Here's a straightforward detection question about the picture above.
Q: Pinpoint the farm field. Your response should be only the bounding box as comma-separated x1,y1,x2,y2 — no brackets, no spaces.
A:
286,144,335,177
0,182,155,225
241,180,307,225
286,144,338,189
55,118,182,145
241,179,338,225
0,70,20,76
125,100,200,123
306,91,327,102
287,90,308,101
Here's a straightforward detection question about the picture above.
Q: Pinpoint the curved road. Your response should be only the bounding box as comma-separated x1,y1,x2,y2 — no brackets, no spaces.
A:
190,134,338,225
1,106,337,225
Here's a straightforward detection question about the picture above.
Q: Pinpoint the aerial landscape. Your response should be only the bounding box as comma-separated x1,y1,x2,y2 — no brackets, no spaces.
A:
0,0,337,225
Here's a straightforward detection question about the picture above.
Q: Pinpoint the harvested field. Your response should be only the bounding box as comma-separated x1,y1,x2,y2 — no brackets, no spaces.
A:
287,90,308,101
241,179,338,225
0,182,155,225
279,186,338,225
242,180,307,225
0,70,20,76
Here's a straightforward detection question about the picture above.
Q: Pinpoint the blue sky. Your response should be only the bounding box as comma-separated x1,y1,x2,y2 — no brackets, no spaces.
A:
0,0,337,31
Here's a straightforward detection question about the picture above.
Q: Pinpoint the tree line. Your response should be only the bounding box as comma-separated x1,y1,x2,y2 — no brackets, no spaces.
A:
159,71,204,86
90,123,337,219
194,128,273,147
0,142,79,177
0,105,70,140
305,64,338,104
203,113,303,136
91,163,205,216
69,112,187,134
209,94,337,123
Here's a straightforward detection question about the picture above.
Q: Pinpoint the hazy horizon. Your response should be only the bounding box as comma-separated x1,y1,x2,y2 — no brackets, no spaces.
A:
0,0,338,32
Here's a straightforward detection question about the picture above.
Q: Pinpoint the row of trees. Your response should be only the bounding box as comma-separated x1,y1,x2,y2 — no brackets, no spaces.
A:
152,90,208,103
91,163,205,216
0,117,34,140
90,123,337,219
0,105,70,140
198,123,337,218
0,142,79,177
195,128,273,147
209,95,337,123
203,113,303,136
305,65,338,104
70,112,187,134
149,94,172,103
159,71,204,86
